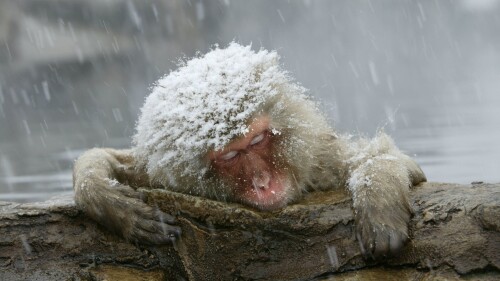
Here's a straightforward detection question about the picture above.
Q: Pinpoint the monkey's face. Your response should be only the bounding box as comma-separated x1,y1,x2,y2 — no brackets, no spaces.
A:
208,115,296,211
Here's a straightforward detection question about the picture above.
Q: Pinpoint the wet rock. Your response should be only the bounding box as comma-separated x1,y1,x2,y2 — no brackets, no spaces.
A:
89,265,165,281
143,188,356,280
0,182,499,280
141,182,500,280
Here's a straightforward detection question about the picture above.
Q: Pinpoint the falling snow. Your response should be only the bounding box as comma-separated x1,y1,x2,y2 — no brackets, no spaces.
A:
1,0,500,202
41,81,50,101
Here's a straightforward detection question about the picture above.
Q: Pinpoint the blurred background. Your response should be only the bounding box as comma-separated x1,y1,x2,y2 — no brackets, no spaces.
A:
0,0,499,202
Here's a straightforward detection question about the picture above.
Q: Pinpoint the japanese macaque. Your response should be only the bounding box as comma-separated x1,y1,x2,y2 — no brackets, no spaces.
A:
73,43,426,258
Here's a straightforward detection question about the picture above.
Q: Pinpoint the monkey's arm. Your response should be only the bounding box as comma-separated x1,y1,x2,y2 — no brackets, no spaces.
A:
73,148,181,244
346,133,426,259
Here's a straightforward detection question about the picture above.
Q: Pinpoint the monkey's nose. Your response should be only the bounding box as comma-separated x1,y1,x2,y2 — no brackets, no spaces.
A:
252,171,271,190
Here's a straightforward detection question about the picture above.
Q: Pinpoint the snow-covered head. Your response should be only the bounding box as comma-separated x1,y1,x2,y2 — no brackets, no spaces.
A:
133,43,307,191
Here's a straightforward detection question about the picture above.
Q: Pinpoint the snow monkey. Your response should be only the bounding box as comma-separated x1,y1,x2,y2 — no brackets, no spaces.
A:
73,43,426,258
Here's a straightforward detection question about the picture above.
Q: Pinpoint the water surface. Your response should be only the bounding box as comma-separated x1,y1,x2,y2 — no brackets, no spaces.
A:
1,0,499,202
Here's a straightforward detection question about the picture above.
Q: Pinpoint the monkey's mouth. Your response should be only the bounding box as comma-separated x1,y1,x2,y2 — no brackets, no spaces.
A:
239,173,290,211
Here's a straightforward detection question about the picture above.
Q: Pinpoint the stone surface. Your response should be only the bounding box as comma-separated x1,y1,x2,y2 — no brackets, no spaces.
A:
0,182,499,280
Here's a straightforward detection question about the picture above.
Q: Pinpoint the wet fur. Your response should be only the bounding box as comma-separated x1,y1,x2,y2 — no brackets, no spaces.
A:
73,89,426,257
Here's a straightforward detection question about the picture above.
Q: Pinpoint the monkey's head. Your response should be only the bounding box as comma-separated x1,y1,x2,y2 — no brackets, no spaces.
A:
133,43,334,211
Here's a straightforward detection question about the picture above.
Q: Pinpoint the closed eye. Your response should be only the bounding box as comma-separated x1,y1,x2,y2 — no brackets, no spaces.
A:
250,133,265,146
220,150,239,161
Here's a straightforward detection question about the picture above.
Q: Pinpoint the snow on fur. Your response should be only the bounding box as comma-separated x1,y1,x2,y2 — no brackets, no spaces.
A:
133,43,295,182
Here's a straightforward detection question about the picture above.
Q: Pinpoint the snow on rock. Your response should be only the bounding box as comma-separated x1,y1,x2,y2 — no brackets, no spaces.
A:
133,42,296,182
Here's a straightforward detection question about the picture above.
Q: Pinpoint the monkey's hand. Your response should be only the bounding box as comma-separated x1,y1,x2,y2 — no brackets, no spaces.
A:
345,133,427,259
73,148,181,244
348,155,419,259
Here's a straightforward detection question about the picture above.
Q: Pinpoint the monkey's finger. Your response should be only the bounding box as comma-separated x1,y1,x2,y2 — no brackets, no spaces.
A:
372,232,390,259
114,185,142,199
152,208,176,224
137,219,182,237
356,232,367,257
132,227,179,245
158,222,182,238
356,232,375,260
389,230,407,254
372,228,408,258
130,204,176,225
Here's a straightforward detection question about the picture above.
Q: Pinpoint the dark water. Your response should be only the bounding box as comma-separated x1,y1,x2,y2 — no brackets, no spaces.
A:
1,0,499,202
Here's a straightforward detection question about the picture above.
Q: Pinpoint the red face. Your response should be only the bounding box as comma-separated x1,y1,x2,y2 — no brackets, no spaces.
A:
208,115,291,211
